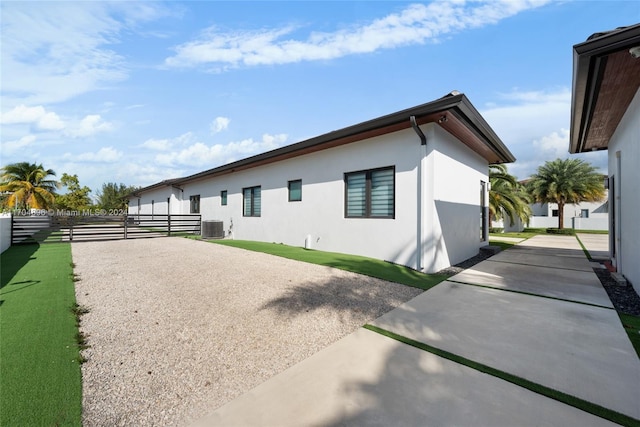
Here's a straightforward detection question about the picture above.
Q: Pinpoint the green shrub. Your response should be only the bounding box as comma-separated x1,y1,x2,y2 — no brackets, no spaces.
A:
545,228,576,235
489,227,504,234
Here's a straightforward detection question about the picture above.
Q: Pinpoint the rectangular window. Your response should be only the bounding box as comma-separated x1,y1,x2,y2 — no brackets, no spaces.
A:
221,190,228,206
288,180,302,202
480,181,487,241
243,186,261,217
190,195,200,214
552,209,559,217
344,167,394,218
581,209,589,218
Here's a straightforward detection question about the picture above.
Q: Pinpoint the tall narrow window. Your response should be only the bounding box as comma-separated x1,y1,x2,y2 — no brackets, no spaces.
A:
345,166,394,218
190,195,200,214
480,181,487,241
581,209,589,218
221,190,228,206
243,186,261,217
288,180,302,202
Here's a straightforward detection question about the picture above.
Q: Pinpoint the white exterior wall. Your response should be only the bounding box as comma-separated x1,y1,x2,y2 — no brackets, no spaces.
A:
130,125,490,273
129,186,183,216
0,213,11,253
528,197,608,230
608,87,640,292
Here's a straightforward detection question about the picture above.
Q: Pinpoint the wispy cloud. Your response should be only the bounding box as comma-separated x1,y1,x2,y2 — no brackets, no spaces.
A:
2,135,37,154
1,2,172,105
155,133,288,167
210,116,230,134
165,0,550,69
63,147,123,163
65,115,114,138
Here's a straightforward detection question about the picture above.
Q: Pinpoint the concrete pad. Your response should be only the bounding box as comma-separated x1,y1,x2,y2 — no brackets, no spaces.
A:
195,328,617,427
577,233,610,260
450,259,612,307
489,249,594,272
519,235,583,250
371,282,640,420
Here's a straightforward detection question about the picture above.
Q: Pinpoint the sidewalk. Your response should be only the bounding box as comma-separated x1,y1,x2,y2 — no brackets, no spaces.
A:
195,235,640,426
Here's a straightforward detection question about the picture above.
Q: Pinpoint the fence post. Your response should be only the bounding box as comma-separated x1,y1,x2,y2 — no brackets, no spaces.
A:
69,217,74,241
168,214,171,237
10,212,14,245
124,214,128,239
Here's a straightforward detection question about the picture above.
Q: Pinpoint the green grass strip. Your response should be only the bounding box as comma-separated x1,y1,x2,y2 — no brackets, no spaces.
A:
0,243,82,427
363,324,639,427
620,313,640,359
487,240,516,251
208,239,447,290
574,235,594,261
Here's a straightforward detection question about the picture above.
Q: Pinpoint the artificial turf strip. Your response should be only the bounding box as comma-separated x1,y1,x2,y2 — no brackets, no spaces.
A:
620,313,640,359
575,235,594,261
0,243,82,427
209,239,448,290
363,324,640,427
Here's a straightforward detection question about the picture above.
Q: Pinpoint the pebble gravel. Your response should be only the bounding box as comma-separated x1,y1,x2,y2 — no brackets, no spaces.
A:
72,237,422,426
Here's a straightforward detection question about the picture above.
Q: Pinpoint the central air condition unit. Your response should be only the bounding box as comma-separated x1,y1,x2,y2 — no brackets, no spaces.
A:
201,220,224,239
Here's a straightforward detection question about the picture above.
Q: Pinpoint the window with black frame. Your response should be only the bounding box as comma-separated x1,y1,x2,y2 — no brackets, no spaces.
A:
190,195,200,214
243,186,261,216
344,166,394,218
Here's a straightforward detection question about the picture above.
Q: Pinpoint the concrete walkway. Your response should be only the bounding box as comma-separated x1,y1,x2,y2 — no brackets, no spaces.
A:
195,235,640,426
577,233,610,260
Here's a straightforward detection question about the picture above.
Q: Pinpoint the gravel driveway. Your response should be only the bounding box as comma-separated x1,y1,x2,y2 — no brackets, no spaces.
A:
72,237,422,426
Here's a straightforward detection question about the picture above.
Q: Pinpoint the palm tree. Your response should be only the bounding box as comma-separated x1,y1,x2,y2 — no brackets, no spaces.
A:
527,158,605,229
489,164,531,227
0,162,59,210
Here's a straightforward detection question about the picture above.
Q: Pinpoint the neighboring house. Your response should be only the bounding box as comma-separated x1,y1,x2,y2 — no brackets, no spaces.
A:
570,23,640,292
527,191,609,230
491,196,609,233
130,92,515,273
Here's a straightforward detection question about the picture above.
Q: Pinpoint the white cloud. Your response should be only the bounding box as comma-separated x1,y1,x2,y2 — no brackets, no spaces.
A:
533,128,570,159
140,132,195,151
63,146,123,163
66,115,114,138
1,2,172,105
141,138,172,151
2,134,37,154
165,0,550,69
210,116,230,134
156,133,288,167
1,104,65,130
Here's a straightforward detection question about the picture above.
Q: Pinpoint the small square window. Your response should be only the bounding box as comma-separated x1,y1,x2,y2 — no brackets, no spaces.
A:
221,190,227,206
552,209,559,217
288,180,302,202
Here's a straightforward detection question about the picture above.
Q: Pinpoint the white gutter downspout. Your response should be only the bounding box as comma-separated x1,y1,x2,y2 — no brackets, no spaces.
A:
410,116,427,271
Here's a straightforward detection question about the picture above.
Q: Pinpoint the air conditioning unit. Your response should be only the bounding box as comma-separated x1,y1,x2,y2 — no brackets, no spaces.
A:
202,220,224,239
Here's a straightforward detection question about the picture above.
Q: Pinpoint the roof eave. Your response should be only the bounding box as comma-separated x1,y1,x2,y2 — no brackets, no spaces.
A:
570,24,640,153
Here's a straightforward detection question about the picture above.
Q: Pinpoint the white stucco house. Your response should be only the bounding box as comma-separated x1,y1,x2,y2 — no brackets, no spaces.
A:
570,23,640,292
130,91,515,273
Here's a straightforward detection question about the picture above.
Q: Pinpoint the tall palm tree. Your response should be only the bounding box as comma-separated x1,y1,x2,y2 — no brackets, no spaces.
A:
0,162,59,210
528,158,605,229
489,164,531,227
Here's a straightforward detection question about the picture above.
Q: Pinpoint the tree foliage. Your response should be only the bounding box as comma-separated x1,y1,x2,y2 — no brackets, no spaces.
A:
489,164,532,226
55,173,93,211
527,158,605,229
97,182,139,210
0,162,59,210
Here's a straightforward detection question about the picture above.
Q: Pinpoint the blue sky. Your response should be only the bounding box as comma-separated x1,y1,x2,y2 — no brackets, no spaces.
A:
1,1,639,195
